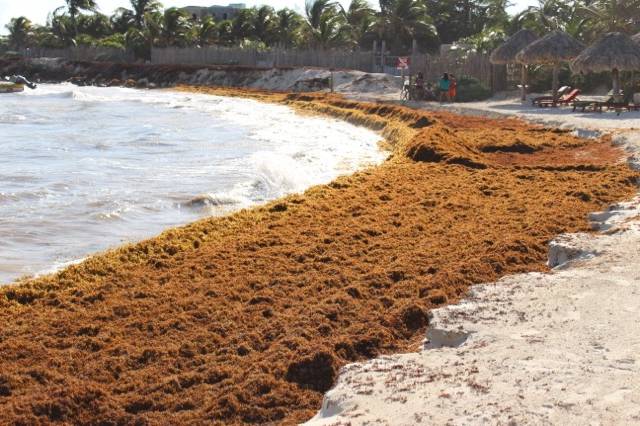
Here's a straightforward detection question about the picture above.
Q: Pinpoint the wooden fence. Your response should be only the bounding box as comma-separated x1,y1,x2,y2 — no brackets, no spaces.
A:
151,46,376,71
21,47,135,63
14,44,506,92
408,52,505,91
151,46,503,91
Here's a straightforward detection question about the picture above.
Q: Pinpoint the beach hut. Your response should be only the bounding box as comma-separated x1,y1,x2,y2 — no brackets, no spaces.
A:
572,32,640,96
490,29,539,100
516,31,584,99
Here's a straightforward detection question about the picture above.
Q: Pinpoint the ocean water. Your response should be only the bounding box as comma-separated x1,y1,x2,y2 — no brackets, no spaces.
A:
0,84,384,283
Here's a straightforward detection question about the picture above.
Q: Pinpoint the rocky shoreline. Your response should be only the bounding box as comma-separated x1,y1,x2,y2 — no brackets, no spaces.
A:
0,58,401,94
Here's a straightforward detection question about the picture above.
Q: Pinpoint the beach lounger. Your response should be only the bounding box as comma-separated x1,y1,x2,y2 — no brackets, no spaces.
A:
572,101,603,113
535,89,580,108
531,86,571,106
572,92,638,115
594,94,635,115
603,101,631,116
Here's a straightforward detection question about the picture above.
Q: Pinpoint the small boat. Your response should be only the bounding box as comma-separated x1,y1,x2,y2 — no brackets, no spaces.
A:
0,82,25,93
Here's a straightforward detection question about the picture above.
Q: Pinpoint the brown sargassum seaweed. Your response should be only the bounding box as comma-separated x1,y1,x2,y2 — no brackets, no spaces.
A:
0,89,637,424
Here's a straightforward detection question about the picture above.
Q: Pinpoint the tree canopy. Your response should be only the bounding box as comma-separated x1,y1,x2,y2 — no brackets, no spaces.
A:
4,0,640,58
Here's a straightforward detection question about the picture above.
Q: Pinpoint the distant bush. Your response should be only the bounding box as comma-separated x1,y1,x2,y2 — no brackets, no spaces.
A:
455,75,491,102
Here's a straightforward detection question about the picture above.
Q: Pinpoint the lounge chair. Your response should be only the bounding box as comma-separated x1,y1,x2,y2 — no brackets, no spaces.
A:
535,89,581,108
601,98,630,116
573,95,636,116
572,100,602,113
531,86,571,106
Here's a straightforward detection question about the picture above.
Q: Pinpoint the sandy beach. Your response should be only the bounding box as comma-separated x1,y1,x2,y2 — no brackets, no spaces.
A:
0,86,638,424
307,95,640,425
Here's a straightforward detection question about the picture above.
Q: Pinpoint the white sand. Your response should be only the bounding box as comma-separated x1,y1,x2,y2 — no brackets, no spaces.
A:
186,67,404,94
422,95,640,131
305,95,640,425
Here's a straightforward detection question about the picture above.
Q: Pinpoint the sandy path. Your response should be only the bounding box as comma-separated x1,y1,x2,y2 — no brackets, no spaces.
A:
306,97,640,425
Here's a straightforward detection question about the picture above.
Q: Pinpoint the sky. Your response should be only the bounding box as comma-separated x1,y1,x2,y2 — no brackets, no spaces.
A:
0,0,538,35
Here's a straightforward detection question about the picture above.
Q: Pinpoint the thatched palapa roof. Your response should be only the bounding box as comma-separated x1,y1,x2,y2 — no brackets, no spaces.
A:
516,31,585,65
571,32,640,73
490,29,538,64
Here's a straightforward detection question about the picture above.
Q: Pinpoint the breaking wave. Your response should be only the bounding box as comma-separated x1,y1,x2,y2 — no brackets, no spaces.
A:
1,84,385,283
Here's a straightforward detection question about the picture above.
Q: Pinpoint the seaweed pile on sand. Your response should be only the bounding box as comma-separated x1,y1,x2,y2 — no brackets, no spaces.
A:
0,90,637,425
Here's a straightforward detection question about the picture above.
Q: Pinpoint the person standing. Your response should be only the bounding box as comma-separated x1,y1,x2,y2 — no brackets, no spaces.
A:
448,74,457,102
439,73,450,103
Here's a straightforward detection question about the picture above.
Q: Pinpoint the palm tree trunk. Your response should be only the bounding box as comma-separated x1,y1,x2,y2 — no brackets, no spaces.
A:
520,64,527,101
612,68,620,96
552,63,559,100
72,13,78,39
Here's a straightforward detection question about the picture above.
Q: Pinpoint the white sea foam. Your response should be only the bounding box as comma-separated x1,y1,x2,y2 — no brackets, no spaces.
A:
0,84,385,283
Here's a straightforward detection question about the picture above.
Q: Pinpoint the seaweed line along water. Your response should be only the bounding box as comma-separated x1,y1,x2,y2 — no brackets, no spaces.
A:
0,89,637,424
0,84,384,283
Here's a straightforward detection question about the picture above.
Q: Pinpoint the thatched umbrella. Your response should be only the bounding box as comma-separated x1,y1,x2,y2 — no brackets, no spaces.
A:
516,31,585,99
572,32,640,96
490,29,539,100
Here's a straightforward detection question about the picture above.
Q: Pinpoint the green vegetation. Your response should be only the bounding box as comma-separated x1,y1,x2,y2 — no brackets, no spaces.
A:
4,0,640,60
454,75,492,102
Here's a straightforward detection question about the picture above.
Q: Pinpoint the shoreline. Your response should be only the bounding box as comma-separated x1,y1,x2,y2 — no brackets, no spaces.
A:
1,84,386,285
0,85,638,424
307,96,640,424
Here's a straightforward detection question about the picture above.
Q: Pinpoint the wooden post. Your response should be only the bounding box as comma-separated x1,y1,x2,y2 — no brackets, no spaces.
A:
490,64,494,94
521,64,527,101
612,68,620,96
552,63,560,99
381,40,386,73
330,68,334,93
372,40,378,72
412,39,418,55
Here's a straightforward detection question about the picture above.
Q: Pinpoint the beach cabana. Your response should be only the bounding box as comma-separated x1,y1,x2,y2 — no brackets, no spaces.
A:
571,32,640,96
490,29,539,100
516,31,584,99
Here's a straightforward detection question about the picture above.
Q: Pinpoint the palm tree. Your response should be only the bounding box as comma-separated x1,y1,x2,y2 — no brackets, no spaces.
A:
160,8,193,47
482,0,510,29
131,0,163,29
253,6,277,45
305,0,336,31
48,8,75,46
125,8,162,58
77,13,113,39
512,0,572,33
275,8,303,48
580,0,640,34
231,8,257,43
111,7,136,34
304,0,346,48
197,16,218,46
62,0,98,37
217,19,235,46
511,0,592,40
6,17,33,49
375,0,439,53
339,0,376,48
143,9,163,44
